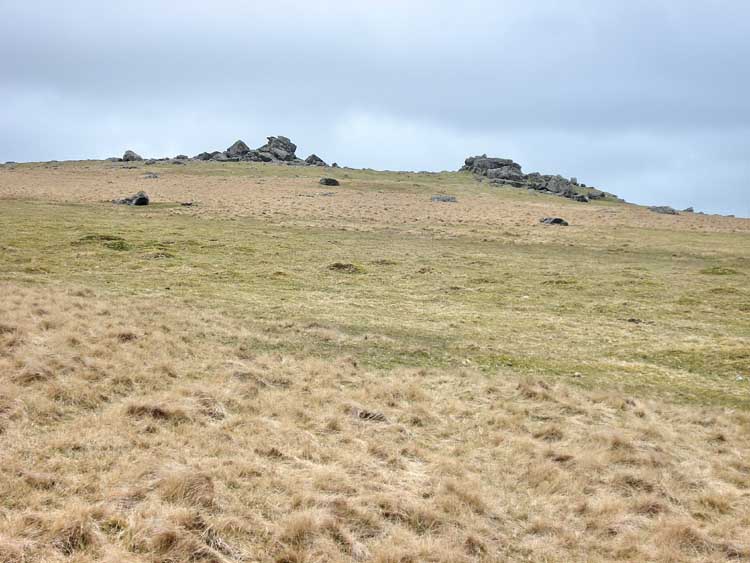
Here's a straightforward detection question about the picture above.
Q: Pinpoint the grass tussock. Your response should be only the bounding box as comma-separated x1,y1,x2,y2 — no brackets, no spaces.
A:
0,283,748,561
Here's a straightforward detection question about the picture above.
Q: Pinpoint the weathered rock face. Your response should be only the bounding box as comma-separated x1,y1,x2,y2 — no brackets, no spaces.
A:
122,150,143,162
305,154,327,166
461,154,611,203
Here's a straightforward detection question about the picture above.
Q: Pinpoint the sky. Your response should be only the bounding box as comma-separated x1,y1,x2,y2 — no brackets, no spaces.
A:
1,0,749,216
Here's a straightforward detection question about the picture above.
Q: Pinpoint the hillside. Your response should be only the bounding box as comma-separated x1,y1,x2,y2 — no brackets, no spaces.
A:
1,159,749,562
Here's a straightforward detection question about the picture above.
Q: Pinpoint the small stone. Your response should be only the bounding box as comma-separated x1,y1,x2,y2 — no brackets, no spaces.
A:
431,195,457,203
540,217,569,226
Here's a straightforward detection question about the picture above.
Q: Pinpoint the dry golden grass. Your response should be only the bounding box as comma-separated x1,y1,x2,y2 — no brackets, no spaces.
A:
1,160,749,561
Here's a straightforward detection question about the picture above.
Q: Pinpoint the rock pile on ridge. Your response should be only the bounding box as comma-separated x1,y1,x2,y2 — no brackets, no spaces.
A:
461,155,610,203
194,135,326,166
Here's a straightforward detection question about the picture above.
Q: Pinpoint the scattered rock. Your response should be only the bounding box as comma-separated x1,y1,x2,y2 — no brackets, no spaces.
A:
122,150,143,162
349,405,387,423
143,172,159,179
180,202,194,207
171,160,186,165
431,195,457,203
144,159,157,166
194,151,217,161
683,206,694,213
649,206,679,215
106,157,122,162
174,154,188,160
540,217,569,226
305,154,328,166
331,162,339,168
320,177,340,186
113,191,149,206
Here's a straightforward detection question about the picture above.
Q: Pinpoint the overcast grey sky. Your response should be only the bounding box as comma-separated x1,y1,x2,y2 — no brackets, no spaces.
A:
1,1,749,215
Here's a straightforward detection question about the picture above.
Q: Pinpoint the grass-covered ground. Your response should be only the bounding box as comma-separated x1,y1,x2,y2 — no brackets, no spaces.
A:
1,160,749,561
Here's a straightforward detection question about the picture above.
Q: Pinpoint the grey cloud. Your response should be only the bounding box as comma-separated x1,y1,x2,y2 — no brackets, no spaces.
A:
1,0,749,215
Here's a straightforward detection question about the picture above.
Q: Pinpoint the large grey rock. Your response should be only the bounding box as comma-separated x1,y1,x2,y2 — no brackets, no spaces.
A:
122,150,143,162
305,154,327,166
320,177,340,186
462,155,522,176
257,136,298,161
226,140,251,157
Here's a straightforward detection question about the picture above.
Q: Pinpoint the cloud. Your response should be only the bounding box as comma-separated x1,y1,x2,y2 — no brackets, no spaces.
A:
1,0,749,215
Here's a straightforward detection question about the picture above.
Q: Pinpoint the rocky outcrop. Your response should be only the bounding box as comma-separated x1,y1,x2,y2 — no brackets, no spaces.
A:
194,135,321,166
461,154,613,203
122,150,143,162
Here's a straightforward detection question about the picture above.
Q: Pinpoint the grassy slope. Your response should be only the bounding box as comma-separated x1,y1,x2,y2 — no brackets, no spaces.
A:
0,161,749,562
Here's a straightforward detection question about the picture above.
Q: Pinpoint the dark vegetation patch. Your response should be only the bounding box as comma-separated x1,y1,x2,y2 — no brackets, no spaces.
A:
701,267,739,276
328,262,365,274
